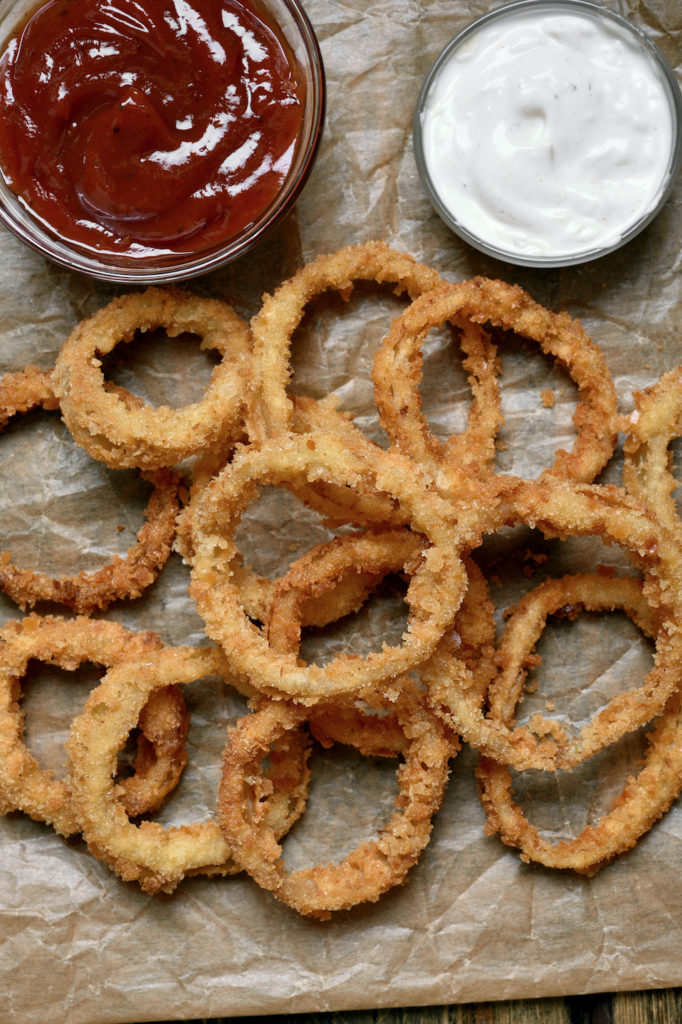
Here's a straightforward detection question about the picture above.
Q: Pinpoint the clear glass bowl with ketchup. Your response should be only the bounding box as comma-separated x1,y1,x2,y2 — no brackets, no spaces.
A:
0,0,325,282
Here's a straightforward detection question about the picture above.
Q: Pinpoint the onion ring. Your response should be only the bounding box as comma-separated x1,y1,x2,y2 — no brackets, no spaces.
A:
0,468,181,614
0,366,182,612
66,645,311,893
266,529,425,655
0,365,59,425
373,278,618,489
623,365,682,537
53,288,252,470
269,531,496,708
116,683,189,818
218,689,457,919
425,478,682,770
0,615,184,835
247,240,501,513
188,433,464,701
248,240,442,440
487,573,664,728
476,574,682,874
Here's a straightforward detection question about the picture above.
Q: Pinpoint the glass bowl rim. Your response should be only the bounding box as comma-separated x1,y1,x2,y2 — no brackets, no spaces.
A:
0,0,326,283
412,0,682,269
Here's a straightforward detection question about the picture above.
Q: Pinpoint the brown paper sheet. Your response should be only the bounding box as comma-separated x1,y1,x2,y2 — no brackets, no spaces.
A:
2,0,682,1021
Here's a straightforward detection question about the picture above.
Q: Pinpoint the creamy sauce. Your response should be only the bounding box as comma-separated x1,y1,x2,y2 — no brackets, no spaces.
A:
420,7,676,258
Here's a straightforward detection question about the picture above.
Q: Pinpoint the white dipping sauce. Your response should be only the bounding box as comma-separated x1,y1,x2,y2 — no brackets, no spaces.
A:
420,7,675,258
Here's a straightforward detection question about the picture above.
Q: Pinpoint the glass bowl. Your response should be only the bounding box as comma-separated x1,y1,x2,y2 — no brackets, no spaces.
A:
413,0,682,269
0,0,325,283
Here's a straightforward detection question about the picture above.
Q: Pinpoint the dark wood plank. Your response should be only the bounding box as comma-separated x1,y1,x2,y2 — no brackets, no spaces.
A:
565,992,613,1024
612,988,682,1024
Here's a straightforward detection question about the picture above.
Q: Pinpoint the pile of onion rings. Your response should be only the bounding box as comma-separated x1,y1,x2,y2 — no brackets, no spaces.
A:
4,240,682,918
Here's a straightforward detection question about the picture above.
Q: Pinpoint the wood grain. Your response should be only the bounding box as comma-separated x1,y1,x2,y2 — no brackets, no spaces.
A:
151,989,682,1024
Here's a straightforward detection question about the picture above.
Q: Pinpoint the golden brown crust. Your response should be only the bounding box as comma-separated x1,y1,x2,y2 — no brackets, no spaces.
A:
374,277,618,490
53,287,252,469
218,691,457,918
66,644,311,893
0,615,176,835
476,575,682,875
0,468,181,614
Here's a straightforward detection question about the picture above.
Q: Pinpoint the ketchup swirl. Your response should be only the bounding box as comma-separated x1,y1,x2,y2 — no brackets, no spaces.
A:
0,0,304,256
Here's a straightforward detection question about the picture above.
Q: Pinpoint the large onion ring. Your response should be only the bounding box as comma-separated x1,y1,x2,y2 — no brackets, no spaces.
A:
374,278,618,488
249,240,441,439
0,615,184,835
53,288,252,470
623,365,682,538
218,690,457,919
477,574,682,874
425,478,682,770
188,433,464,701
66,645,311,893
248,240,502,495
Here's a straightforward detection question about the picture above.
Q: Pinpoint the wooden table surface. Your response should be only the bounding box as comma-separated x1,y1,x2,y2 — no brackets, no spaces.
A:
145,989,682,1024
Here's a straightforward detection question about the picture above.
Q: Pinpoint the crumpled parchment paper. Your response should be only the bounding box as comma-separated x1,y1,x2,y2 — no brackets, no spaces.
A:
2,1,682,1022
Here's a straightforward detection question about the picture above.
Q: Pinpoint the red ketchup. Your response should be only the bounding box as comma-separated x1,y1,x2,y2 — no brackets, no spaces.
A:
0,0,304,257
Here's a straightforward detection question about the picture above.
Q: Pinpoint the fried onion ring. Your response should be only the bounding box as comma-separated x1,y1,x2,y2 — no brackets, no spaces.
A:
54,288,252,470
0,468,181,614
0,367,181,612
248,240,502,510
269,531,496,708
116,682,189,818
374,278,618,488
623,365,682,538
218,690,457,918
487,573,664,728
476,574,682,874
188,434,464,700
0,615,183,835
248,240,442,440
66,645,311,893
426,478,682,770
0,365,59,425
266,529,425,655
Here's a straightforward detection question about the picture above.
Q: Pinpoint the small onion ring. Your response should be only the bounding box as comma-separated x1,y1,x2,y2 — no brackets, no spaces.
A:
623,365,682,537
53,288,252,470
218,690,457,919
188,433,464,701
66,645,311,893
0,468,181,614
373,278,618,489
116,683,189,818
426,478,682,770
0,615,180,835
0,366,182,613
266,529,425,655
476,574,682,874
